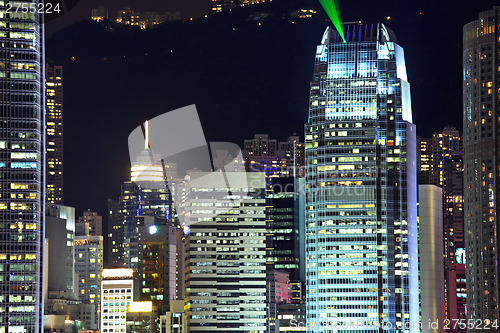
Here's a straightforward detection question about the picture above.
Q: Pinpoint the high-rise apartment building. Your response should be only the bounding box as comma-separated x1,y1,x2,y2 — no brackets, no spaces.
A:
45,64,63,204
0,4,44,332
78,210,103,236
184,171,267,332
463,7,500,323
243,134,305,187
91,6,108,22
305,24,419,331
212,0,270,13
107,198,124,266
417,137,432,184
75,235,103,329
417,126,464,323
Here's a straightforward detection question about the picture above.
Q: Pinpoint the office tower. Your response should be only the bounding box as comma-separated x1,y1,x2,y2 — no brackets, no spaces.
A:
75,235,103,329
463,7,500,322
305,24,419,331
135,216,184,314
184,171,267,332
108,121,176,269
45,205,76,295
107,198,124,266
113,128,174,268
101,268,134,333
78,210,103,236
266,178,302,281
0,4,44,332
418,185,445,332
45,64,63,204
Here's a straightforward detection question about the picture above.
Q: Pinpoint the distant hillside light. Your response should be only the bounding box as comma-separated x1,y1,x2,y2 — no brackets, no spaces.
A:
317,0,346,43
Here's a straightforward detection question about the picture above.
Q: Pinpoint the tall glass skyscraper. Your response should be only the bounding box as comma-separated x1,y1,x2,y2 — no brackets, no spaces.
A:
463,7,500,323
305,24,418,332
0,2,44,332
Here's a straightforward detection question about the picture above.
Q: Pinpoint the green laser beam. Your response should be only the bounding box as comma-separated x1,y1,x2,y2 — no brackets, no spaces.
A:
318,0,346,43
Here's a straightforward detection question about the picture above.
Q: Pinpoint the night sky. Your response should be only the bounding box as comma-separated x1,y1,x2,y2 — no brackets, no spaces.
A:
45,0,499,225
46,0,211,34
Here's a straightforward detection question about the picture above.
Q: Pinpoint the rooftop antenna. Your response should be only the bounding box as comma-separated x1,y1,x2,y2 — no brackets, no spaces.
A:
318,0,346,43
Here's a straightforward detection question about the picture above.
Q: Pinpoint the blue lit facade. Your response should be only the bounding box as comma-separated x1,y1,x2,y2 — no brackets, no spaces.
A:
305,25,418,332
0,3,44,332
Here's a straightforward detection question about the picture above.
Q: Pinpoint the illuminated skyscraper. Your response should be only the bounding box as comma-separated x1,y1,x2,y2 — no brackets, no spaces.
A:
417,126,464,323
305,24,419,331
108,121,174,268
463,7,500,323
0,4,44,332
45,64,63,204
184,171,267,332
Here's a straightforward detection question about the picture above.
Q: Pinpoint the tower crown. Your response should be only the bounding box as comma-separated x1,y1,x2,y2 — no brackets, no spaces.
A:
322,23,398,45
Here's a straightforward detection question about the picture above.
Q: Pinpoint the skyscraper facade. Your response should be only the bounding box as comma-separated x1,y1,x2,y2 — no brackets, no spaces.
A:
0,4,44,332
305,24,419,331
416,126,464,323
184,171,267,332
45,64,63,204
108,130,174,268
463,7,500,323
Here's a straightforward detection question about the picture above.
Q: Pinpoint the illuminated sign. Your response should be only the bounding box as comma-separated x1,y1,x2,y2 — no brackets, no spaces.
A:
128,301,153,313
456,248,466,265
102,268,134,278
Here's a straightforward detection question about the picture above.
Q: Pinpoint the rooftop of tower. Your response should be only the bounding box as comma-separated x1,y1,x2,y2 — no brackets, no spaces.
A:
321,23,398,45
